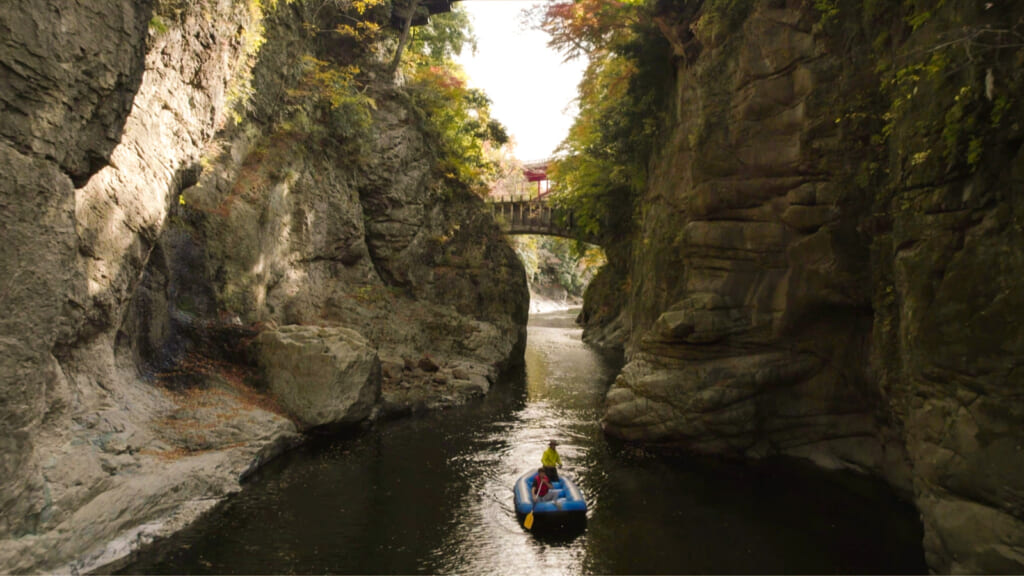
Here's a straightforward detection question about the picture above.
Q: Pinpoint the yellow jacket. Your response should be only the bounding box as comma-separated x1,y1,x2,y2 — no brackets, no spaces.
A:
541,447,561,468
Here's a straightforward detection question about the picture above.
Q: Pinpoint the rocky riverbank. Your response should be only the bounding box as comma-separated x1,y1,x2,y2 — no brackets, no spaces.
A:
0,1,527,573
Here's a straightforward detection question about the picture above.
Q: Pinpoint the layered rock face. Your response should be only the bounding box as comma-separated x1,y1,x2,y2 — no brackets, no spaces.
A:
1,2,285,572
596,0,1024,572
0,1,527,573
604,0,890,475
176,2,528,414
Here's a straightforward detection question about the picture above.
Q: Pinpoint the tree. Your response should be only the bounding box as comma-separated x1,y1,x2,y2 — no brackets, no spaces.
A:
533,0,672,243
400,6,509,190
527,0,642,61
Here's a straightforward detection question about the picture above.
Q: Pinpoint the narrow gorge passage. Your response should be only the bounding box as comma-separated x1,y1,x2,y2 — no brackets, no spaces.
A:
4,1,1022,572
118,310,926,575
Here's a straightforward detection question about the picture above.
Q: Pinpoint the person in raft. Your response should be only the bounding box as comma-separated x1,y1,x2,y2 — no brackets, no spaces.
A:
531,468,558,503
541,439,562,481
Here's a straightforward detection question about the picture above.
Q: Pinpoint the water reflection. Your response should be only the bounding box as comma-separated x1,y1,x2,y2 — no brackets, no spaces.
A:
119,310,925,575
427,314,612,576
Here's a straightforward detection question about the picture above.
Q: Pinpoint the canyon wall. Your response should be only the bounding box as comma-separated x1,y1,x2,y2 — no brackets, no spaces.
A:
0,1,527,572
594,0,1024,572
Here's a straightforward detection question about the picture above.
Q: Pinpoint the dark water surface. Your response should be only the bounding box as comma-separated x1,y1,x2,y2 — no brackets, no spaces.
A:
120,310,926,574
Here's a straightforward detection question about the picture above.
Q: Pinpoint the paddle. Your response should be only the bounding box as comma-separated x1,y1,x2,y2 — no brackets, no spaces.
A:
525,471,551,530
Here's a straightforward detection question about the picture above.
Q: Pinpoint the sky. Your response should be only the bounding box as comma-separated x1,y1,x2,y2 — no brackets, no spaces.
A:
453,0,587,162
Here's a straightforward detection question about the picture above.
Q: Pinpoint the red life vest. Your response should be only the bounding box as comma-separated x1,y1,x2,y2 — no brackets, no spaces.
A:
534,474,550,496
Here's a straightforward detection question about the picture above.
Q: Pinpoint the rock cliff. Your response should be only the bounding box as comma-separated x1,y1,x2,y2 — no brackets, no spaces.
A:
0,0,527,572
592,0,1024,572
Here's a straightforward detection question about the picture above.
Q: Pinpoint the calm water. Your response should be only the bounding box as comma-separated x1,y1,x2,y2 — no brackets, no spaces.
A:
119,310,926,574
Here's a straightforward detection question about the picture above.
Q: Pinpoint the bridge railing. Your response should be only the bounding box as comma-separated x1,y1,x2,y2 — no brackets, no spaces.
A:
488,197,553,232
485,188,560,201
485,193,542,204
484,194,595,244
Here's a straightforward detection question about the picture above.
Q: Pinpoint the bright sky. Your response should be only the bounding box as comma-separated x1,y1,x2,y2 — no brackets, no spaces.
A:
454,0,587,162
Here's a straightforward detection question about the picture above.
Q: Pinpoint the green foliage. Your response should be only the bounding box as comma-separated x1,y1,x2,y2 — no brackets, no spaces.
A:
225,0,306,124
225,0,387,127
512,236,604,297
903,0,944,31
245,0,400,156
406,66,506,188
281,54,376,153
538,0,673,244
550,154,617,240
813,0,839,28
693,0,756,44
990,95,1012,127
300,0,388,43
814,0,1024,231
149,15,169,35
942,85,978,169
398,5,507,190
870,1,1022,177
408,6,477,63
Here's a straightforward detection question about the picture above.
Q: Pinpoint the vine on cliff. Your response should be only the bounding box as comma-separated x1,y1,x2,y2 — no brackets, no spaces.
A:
532,0,674,245
820,0,1024,186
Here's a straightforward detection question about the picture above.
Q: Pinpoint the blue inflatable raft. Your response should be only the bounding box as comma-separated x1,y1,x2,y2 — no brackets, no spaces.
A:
513,470,587,530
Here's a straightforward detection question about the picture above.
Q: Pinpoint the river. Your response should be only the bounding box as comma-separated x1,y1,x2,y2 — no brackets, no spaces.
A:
118,309,926,574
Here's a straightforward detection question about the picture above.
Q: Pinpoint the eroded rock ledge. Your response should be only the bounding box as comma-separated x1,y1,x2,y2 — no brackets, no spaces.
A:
589,1,1024,573
0,1,527,573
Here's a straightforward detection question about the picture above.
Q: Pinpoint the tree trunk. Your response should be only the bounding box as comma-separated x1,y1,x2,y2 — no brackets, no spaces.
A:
389,0,419,78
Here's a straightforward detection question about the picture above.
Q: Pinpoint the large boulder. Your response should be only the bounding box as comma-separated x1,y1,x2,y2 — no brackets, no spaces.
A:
258,326,381,430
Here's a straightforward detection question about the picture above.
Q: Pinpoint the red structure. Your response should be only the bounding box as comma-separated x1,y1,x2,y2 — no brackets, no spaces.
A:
522,162,547,183
486,157,555,200
521,158,552,198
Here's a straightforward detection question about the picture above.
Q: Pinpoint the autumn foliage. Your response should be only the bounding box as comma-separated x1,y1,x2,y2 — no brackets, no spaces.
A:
403,8,510,191
533,0,643,61
534,0,672,243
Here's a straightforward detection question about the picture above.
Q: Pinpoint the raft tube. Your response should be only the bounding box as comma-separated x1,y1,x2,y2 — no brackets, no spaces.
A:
513,470,587,529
